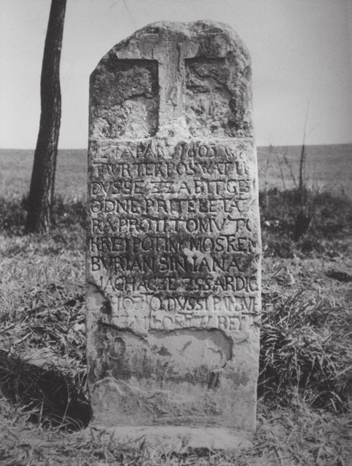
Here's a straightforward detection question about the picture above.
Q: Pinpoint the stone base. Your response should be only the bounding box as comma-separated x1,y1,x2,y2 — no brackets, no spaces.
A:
88,425,253,451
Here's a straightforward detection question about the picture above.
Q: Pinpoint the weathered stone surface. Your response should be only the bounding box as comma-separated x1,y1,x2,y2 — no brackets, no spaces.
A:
86,20,261,447
87,425,253,451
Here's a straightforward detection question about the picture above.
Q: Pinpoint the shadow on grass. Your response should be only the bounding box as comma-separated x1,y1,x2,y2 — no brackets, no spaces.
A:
0,349,92,431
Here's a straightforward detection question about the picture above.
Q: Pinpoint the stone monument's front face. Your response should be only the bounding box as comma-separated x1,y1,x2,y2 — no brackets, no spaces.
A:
86,21,261,445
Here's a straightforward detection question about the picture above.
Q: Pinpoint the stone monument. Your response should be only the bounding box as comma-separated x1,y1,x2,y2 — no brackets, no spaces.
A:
86,21,261,449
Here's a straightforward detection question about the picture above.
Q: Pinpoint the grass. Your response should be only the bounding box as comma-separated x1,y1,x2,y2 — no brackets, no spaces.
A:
260,188,352,258
259,290,350,412
0,188,351,464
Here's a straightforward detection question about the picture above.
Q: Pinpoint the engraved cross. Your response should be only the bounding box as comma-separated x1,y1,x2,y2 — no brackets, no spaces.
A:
113,27,227,135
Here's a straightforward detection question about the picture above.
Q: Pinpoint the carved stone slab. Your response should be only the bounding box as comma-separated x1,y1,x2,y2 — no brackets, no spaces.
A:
86,21,261,447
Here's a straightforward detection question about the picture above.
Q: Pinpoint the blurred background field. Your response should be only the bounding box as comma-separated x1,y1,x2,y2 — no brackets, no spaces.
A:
257,144,352,198
0,143,351,199
0,149,87,199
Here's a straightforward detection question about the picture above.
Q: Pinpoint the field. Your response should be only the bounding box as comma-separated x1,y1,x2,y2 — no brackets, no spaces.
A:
0,145,351,465
257,144,352,198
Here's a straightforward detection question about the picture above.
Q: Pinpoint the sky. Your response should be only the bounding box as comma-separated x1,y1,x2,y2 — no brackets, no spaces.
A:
0,0,351,149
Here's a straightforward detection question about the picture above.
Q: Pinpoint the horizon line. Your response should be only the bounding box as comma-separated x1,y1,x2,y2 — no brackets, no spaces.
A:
1,142,351,151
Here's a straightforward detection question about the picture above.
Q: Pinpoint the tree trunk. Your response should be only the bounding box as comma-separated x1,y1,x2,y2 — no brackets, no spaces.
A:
25,0,67,233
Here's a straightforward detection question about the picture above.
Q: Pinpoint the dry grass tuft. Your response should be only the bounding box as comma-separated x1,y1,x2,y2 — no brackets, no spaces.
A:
259,290,350,412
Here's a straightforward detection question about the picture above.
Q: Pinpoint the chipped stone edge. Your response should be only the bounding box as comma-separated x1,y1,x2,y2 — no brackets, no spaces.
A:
85,425,254,451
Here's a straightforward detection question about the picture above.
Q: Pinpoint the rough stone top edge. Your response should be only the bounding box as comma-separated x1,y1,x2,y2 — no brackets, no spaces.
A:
91,19,250,76
124,19,244,42
88,136,256,143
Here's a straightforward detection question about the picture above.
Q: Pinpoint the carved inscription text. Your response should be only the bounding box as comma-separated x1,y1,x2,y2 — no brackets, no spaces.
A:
88,138,260,333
